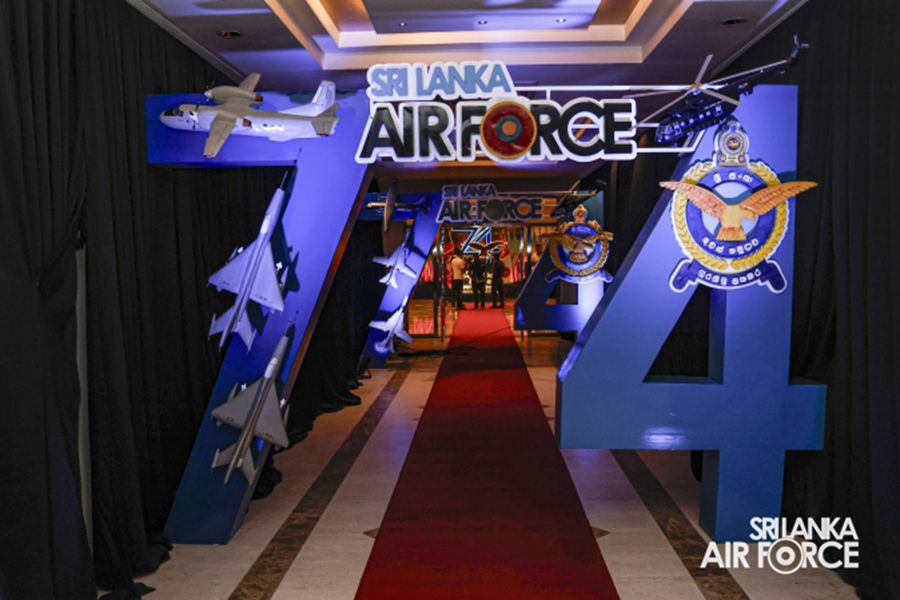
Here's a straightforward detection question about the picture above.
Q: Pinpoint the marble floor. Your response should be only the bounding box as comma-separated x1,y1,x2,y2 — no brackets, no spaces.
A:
135,309,857,600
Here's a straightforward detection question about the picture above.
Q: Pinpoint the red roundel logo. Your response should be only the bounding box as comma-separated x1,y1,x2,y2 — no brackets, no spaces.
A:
480,101,537,159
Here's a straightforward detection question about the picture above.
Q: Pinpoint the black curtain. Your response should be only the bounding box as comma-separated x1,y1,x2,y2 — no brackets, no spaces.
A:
2,0,287,596
286,220,384,441
82,4,287,590
721,2,900,598
0,3,95,597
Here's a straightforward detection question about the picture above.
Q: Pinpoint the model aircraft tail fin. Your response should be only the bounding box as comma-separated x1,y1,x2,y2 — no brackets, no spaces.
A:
210,307,234,338
234,315,257,351
310,81,336,114
282,81,336,117
238,451,257,482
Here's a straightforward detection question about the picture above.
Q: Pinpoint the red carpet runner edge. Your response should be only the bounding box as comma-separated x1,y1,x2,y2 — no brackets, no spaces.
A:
355,309,620,599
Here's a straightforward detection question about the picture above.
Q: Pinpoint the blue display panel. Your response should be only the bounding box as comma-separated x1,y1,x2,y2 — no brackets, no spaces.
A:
557,86,826,541
163,91,372,544
145,89,352,167
362,198,442,367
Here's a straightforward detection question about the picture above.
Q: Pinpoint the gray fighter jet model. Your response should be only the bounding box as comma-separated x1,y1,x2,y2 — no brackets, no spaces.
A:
372,233,418,289
208,185,288,351
369,301,413,354
211,335,291,484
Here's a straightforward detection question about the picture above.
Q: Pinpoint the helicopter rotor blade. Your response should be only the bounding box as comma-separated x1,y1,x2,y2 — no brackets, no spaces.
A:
699,87,742,106
695,54,714,85
625,88,688,99
638,92,690,126
706,59,787,86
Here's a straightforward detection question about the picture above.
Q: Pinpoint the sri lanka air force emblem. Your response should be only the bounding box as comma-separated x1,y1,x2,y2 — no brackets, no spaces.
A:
661,118,817,293
543,204,614,284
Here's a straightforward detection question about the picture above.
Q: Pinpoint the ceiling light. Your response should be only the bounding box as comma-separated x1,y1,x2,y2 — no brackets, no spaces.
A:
557,18,566,23
478,20,488,25
218,30,241,38
722,17,747,26
399,22,407,27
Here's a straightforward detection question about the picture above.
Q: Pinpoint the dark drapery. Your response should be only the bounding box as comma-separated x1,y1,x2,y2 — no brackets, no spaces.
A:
722,2,900,598
286,220,385,441
81,4,287,589
1,2,96,598
2,0,286,596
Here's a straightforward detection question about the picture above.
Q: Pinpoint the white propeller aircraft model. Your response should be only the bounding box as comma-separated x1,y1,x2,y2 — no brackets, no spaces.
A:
160,73,339,158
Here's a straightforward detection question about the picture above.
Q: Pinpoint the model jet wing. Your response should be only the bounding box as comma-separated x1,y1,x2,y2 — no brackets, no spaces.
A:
395,326,413,345
373,245,418,288
209,305,257,349
396,263,417,280
249,243,285,312
211,443,256,482
204,113,237,158
369,309,413,344
377,264,417,287
239,73,261,92
209,240,256,293
211,379,289,448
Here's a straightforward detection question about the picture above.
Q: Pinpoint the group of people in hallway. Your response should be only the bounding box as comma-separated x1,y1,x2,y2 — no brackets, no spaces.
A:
450,251,505,309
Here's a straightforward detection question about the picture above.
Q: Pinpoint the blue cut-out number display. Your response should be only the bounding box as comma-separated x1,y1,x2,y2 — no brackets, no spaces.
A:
556,87,825,541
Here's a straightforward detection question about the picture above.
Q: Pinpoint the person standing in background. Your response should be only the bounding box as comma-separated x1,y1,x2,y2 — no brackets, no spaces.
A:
471,254,487,309
491,250,505,308
450,253,467,309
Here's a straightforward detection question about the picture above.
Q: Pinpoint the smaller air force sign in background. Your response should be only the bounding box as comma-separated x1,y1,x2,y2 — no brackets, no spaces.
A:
662,118,817,293
542,204,613,284
439,183,554,224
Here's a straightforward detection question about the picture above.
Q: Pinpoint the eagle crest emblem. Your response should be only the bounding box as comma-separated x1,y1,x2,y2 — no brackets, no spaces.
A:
662,118,816,293
543,204,614,284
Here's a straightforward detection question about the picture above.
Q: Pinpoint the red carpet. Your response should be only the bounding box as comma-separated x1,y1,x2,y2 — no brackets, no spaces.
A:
355,309,620,599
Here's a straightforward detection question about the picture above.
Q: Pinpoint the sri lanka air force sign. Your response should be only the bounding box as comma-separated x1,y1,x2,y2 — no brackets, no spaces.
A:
355,61,638,164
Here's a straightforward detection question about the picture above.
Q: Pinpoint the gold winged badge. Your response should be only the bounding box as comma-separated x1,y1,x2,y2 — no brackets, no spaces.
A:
659,181,817,242
542,204,614,283
543,227,613,264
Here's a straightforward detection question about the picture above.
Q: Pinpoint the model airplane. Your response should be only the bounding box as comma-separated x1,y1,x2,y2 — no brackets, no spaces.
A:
373,232,418,288
365,180,429,230
208,185,288,351
635,36,807,144
160,74,339,158
370,302,413,354
211,335,291,484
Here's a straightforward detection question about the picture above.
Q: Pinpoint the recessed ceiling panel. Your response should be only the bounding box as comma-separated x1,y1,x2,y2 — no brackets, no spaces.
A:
361,0,604,33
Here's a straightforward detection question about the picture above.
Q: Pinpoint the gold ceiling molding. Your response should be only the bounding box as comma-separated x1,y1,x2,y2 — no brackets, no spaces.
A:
266,0,693,70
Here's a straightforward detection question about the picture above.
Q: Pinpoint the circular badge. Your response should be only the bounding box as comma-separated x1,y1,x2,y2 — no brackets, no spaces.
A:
484,198,507,221
662,116,823,294
480,101,537,159
544,205,614,284
671,160,786,278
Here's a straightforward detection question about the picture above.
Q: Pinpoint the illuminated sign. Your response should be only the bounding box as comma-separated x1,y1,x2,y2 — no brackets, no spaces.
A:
438,183,553,224
356,61,637,164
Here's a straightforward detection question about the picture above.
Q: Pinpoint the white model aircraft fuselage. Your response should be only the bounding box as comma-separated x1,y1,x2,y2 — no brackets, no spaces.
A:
161,105,332,140
160,74,338,157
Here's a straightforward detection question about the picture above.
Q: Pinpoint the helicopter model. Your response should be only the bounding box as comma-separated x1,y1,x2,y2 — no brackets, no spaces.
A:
635,36,808,145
